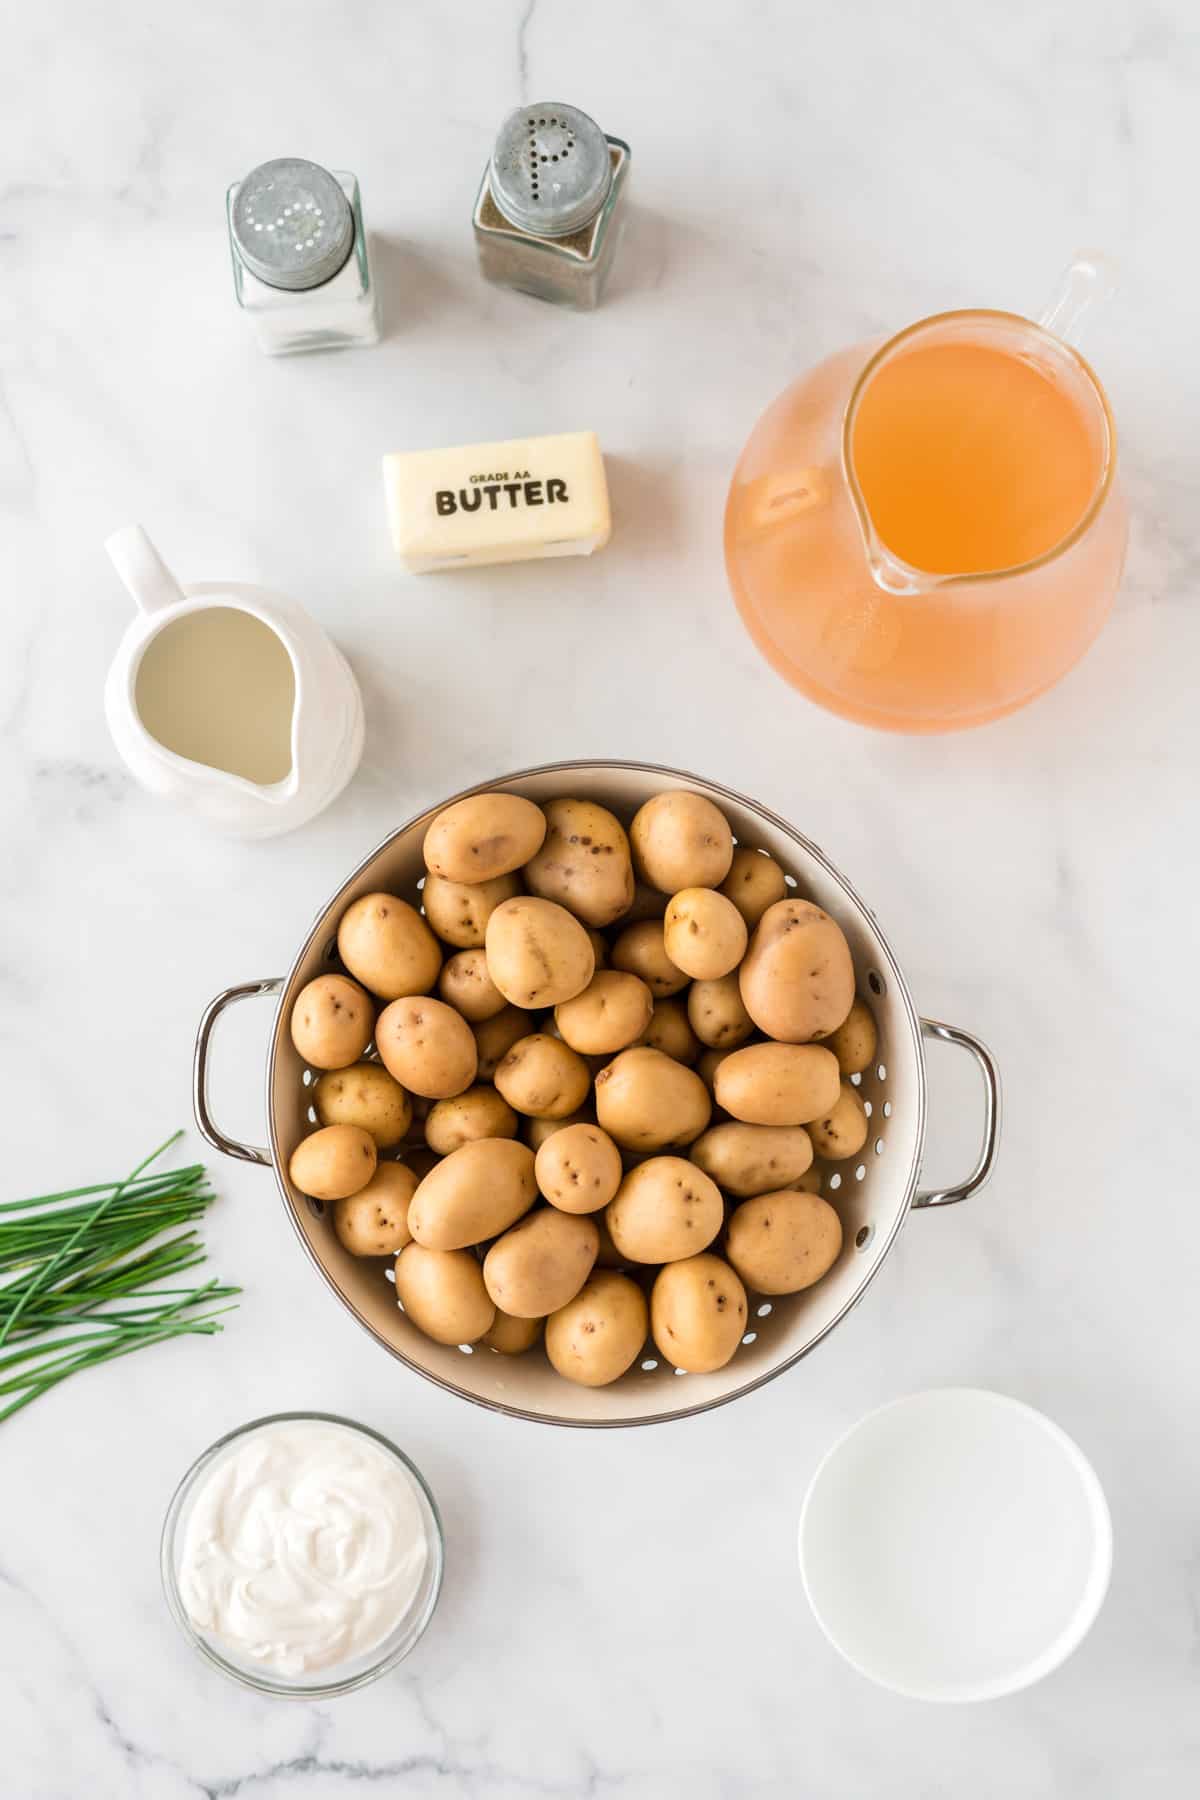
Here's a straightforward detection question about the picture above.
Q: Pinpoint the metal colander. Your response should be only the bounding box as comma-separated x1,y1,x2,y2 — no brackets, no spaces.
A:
194,762,999,1428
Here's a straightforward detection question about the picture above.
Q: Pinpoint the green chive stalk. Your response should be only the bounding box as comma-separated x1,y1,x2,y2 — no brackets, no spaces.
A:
0,1134,239,1423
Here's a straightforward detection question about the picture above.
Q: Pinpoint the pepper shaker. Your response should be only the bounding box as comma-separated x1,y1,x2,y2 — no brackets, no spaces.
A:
473,103,631,310
226,157,380,355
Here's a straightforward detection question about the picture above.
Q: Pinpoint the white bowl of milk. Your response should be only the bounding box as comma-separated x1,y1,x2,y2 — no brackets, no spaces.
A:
104,525,364,838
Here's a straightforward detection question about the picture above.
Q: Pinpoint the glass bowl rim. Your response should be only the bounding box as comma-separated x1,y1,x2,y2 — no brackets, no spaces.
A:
160,1408,445,1698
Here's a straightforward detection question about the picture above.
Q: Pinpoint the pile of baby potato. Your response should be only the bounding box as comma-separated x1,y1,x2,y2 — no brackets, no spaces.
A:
286,789,878,1389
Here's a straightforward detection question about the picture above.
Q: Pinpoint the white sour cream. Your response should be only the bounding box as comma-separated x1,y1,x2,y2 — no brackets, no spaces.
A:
178,1420,429,1677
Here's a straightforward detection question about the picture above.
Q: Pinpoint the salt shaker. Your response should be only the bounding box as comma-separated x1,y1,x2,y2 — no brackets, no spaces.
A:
473,103,630,310
226,157,380,355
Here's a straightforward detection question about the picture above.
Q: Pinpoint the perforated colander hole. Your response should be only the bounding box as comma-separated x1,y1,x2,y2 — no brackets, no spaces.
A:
674,1368,687,1376
756,1302,772,1318
640,1358,658,1371
855,1225,874,1251
867,970,886,997
784,874,798,889
741,1332,757,1345
306,1197,325,1219
307,1105,318,1124
849,1072,862,1087
877,1063,887,1081
828,1172,842,1190
458,1343,475,1355
301,1068,313,1086
384,1266,396,1283
855,1164,867,1181
875,1138,884,1155
883,1101,892,1118
863,1099,872,1117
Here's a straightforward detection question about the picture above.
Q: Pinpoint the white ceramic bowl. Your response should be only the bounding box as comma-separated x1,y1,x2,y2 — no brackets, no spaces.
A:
798,1388,1112,1700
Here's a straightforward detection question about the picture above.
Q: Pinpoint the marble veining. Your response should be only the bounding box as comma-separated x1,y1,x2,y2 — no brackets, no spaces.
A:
2,0,1199,1796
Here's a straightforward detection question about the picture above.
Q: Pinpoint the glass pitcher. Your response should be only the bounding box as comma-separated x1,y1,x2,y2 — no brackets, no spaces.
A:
724,259,1127,733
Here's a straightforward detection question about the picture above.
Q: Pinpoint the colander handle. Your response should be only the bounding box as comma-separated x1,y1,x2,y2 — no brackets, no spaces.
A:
913,1020,1001,1209
192,979,283,1167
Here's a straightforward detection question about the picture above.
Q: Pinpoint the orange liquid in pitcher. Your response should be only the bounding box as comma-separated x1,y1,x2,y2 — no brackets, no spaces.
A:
850,341,1099,575
725,328,1125,732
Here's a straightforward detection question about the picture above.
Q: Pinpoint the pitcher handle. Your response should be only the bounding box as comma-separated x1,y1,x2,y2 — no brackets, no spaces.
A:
105,524,188,614
1038,252,1119,347
911,1019,1001,1209
193,979,283,1166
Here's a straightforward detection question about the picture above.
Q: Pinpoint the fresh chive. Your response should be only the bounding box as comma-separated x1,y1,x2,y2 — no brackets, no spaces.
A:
0,1137,239,1423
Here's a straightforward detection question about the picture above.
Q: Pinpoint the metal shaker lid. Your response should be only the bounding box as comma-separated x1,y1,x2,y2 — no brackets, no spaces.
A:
230,158,355,291
488,103,613,238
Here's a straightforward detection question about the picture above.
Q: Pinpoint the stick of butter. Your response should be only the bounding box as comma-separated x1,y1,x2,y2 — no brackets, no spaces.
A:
382,431,611,573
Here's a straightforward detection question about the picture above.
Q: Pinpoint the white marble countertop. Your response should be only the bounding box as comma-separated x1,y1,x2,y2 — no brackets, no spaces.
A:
4,1,1198,1794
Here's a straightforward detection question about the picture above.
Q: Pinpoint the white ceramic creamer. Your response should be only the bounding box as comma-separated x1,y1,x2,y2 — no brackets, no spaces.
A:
104,526,364,838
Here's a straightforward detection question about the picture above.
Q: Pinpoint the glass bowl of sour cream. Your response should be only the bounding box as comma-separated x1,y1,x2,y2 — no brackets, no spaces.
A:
161,1412,444,1697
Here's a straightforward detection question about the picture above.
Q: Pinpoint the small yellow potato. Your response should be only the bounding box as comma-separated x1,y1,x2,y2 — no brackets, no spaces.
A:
423,791,546,884
714,1042,841,1126
394,1243,495,1345
630,791,734,893
485,897,595,1009
689,1122,814,1197
606,1156,723,1263
481,1309,543,1354
424,1085,519,1155
535,1123,623,1214
472,1005,529,1080
687,974,755,1050
524,1107,594,1152
651,1253,748,1372
422,871,521,950
663,887,748,980
739,899,855,1043
696,1046,739,1095
719,848,788,929
610,920,689,997
313,1062,411,1149
634,997,700,1065
336,894,442,1001
289,1124,377,1201
826,998,879,1076
290,975,374,1071
523,798,636,927
545,1271,648,1387
594,1047,711,1150
483,1208,600,1317
494,1033,592,1119
407,1138,537,1250
331,1162,418,1255
807,1080,870,1161
376,996,478,1099
725,1190,843,1294
555,971,654,1056
437,948,508,1022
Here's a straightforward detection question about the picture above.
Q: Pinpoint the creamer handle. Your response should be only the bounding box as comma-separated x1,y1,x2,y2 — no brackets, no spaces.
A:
1038,252,1118,347
105,524,187,614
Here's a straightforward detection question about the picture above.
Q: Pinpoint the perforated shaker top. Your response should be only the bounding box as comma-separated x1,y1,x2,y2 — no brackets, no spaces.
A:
488,103,613,238
230,158,355,291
